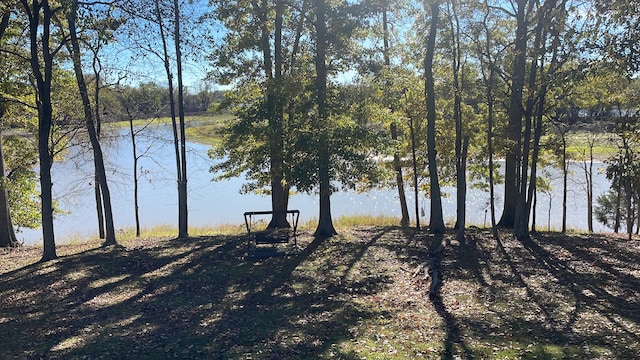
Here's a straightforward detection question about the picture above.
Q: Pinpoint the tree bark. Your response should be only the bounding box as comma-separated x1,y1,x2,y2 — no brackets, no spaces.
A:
448,0,466,240
92,53,105,239
66,0,117,246
586,138,594,232
499,0,527,229
265,0,290,229
478,3,499,240
408,113,420,230
174,0,189,239
425,0,445,234
125,107,141,237
383,4,409,227
21,0,57,261
0,8,17,247
313,0,337,238
562,135,568,233
0,122,18,247
154,0,186,239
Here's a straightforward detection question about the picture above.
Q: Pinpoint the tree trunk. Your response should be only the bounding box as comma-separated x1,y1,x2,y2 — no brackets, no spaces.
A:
408,113,420,230
456,136,469,241
126,107,141,237
0,1,18,248
92,55,105,239
66,0,117,246
313,0,336,238
479,6,499,240
526,90,545,234
174,0,188,239
586,138,594,232
448,0,466,239
383,5,409,227
154,0,184,239
266,0,290,229
392,123,410,226
562,137,568,233
425,0,445,234
499,0,527,229
21,0,57,261
0,123,18,248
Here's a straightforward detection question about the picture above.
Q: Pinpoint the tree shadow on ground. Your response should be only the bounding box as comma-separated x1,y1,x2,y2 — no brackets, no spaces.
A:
0,228,397,359
2,227,638,359
448,229,640,359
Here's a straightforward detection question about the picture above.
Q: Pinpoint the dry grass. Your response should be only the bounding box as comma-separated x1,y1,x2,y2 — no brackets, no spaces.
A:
1,227,638,359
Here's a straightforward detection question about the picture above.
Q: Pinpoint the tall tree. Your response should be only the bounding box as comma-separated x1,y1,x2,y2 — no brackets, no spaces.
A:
19,0,59,261
173,0,189,238
85,7,121,240
446,0,469,240
312,0,336,237
381,0,410,227
63,0,117,246
498,0,528,229
474,0,501,239
210,0,299,229
513,0,576,239
424,0,445,234
0,4,19,247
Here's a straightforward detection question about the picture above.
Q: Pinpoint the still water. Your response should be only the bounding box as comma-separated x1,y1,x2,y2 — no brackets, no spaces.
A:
17,125,613,245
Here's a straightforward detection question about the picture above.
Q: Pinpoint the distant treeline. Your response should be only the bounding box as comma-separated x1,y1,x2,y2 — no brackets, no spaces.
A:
97,81,227,122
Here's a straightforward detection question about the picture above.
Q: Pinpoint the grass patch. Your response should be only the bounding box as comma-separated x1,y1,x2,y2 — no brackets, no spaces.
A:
565,131,619,160
106,113,234,146
107,113,233,130
1,227,639,359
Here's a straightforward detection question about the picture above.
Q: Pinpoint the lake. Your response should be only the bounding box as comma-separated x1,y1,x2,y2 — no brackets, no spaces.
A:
17,125,614,245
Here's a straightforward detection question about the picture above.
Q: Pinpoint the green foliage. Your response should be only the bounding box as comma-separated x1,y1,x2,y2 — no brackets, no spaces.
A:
3,135,40,229
210,81,387,196
594,189,632,230
594,113,640,233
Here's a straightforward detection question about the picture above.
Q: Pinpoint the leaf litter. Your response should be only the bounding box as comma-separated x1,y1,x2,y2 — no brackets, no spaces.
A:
0,227,638,359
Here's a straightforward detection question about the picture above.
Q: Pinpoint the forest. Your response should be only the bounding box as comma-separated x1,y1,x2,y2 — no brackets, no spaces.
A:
4,0,638,258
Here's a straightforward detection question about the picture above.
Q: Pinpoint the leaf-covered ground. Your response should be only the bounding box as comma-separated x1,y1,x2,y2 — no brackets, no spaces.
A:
1,227,638,359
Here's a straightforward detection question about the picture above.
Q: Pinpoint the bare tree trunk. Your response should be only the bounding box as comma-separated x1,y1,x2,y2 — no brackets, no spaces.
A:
479,2,499,240
408,113,420,230
382,4,409,227
584,135,595,232
154,0,185,239
562,136,568,233
448,0,466,240
456,137,469,241
527,89,545,234
425,0,445,234
125,107,141,237
66,0,117,246
625,180,633,240
173,0,188,239
614,165,622,233
92,53,105,239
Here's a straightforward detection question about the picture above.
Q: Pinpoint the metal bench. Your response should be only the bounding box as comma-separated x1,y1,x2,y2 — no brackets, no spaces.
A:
243,210,299,257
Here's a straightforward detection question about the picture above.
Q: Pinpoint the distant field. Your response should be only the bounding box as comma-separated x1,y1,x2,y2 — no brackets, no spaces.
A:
565,131,619,160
